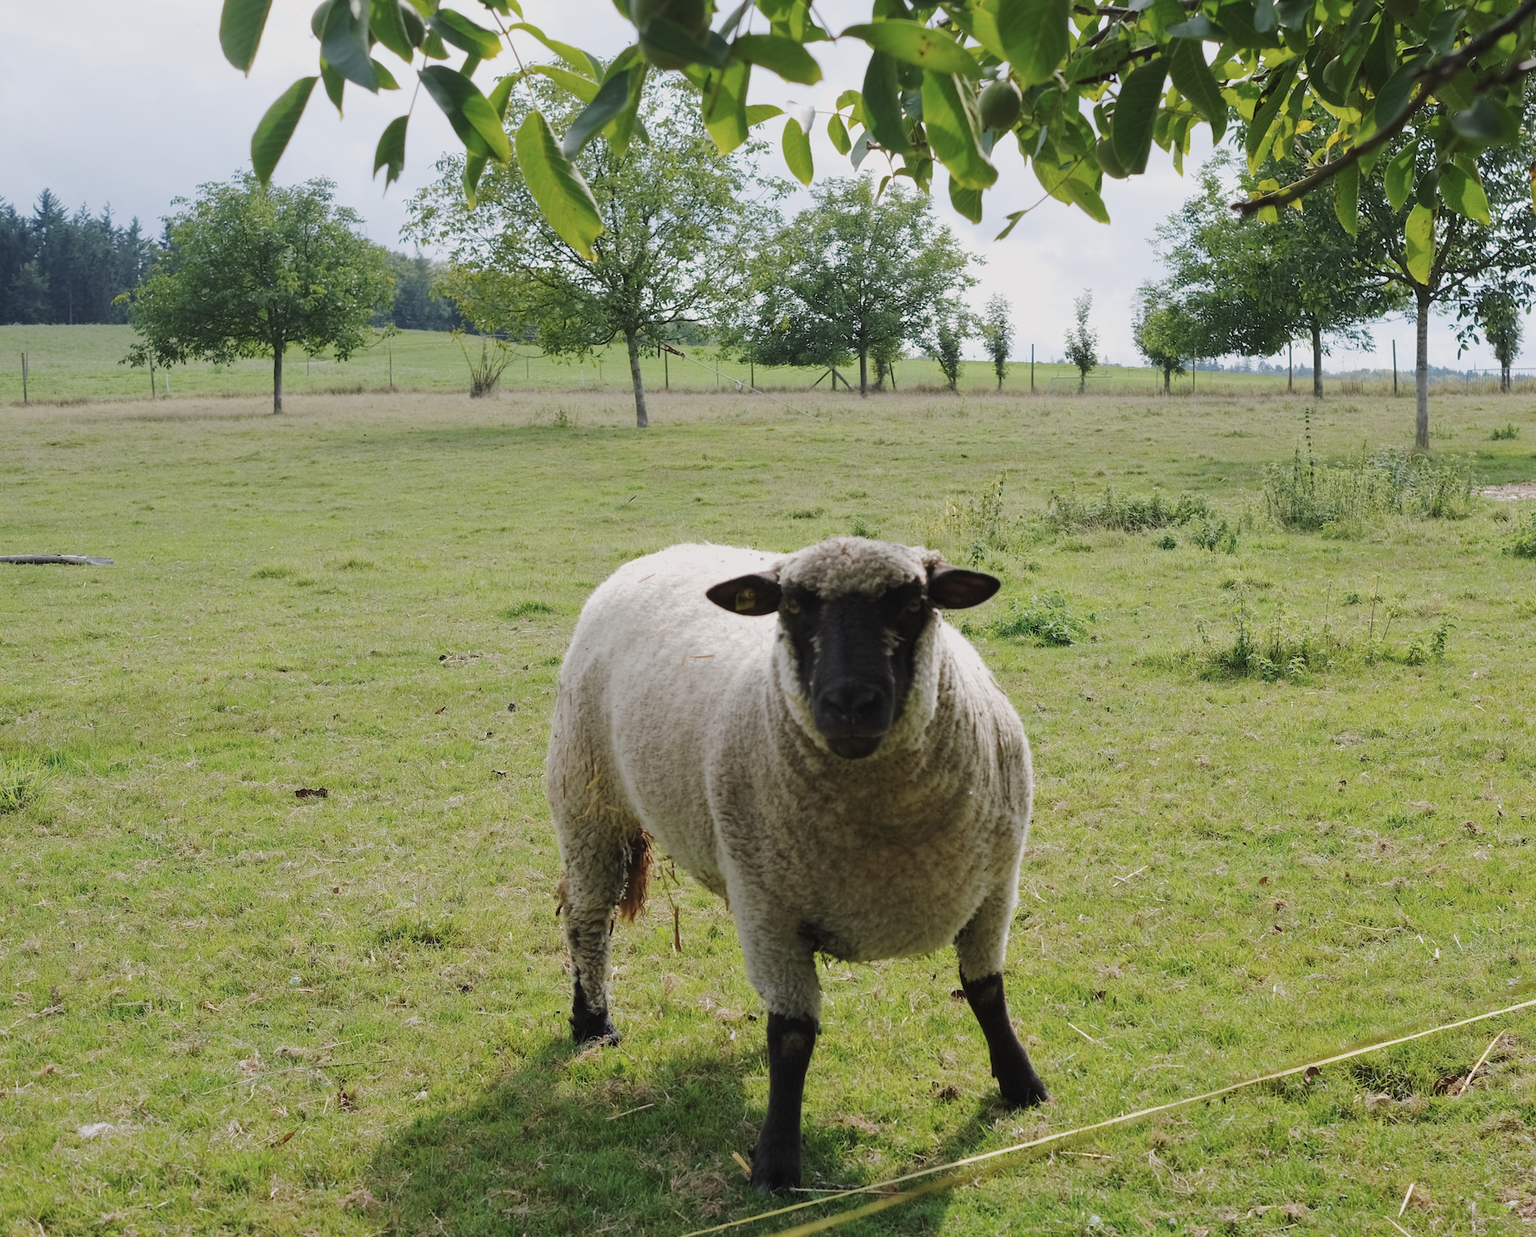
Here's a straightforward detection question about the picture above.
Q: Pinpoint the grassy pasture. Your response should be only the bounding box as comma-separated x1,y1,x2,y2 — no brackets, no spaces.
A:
1,385,1535,1236
0,324,1310,406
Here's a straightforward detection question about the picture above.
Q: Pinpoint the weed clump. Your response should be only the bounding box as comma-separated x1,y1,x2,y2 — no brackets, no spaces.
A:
968,591,1089,646
0,757,51,814
375,919,463,949
914,476,1013,564
1505,510,1536,559
504,600,556,620
1491,422,1520,440
1048,486,1212,533
1263,444,1475,532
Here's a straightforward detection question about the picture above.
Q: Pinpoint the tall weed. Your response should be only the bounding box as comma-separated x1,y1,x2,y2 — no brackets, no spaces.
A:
914,476,1015,564
1263,438,1475,533
967,591,1090,646
0,756,51,814
1506,510,1536,559
1048,487,1212,533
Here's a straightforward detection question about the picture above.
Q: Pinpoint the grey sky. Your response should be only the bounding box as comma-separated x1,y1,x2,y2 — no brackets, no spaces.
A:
2,0,1520,372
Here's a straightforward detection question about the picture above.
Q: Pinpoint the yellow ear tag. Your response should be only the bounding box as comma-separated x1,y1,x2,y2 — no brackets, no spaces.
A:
735,588,756,612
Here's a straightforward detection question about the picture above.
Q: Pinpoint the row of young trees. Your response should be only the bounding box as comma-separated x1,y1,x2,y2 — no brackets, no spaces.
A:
0,192,158,326
1135,101,1535,447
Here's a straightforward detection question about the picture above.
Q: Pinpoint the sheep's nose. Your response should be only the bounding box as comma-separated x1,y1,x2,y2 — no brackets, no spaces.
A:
818,680,886,733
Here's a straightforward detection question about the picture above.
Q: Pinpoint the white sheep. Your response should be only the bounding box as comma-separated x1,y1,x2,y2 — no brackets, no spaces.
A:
547,536,1046,1191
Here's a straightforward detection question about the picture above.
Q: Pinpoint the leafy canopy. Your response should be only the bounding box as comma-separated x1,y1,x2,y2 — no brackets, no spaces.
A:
726,176,975,395
219,0,1536,259
122,174,393,412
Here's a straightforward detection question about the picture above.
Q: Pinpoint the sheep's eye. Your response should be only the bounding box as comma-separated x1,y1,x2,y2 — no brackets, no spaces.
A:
905,598,922,614
784,598,801,615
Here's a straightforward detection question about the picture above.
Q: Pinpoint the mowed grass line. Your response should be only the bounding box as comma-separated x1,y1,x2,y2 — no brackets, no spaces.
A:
0,388,1534,1236
0,323,1305,406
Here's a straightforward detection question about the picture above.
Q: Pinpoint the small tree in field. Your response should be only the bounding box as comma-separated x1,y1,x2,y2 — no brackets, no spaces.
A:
932,317,966,391
1064,291,1098,392
1470,284,1524,391
1132,284,1195,393
123,174,392,413
981,294,1013,390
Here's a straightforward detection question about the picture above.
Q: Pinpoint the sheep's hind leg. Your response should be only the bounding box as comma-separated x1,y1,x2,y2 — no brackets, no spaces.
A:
956,887,1048,1107
557,826,645,1046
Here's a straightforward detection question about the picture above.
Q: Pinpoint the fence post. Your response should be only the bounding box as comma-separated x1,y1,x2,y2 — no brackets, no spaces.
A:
21,352,27,404
1392,340,1397,397
1030,345,1035,392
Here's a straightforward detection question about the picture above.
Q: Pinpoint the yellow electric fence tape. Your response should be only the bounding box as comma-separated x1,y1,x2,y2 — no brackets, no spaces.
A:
678,990,1536,1237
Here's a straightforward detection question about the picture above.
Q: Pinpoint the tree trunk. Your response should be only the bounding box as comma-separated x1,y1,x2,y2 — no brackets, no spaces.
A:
1415,290,1430,449
273,342,284,414
858,347,868,396
626,330,648,429
1503,361,1511,393
1310,319,1322,400
1163,364,1171,394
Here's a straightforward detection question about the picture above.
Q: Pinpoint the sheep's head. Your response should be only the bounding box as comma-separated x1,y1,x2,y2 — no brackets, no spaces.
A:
706,538,998,759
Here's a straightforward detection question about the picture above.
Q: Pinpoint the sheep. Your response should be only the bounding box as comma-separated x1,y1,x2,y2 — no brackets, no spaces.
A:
547,536,1047,1192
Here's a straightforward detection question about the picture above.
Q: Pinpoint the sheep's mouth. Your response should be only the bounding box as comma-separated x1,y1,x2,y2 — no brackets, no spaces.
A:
826,733,885,760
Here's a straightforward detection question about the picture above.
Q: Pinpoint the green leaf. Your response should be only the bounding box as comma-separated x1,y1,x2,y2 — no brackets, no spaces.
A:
251,76,317,185
827,111,851,154
524,63,601,104
1113,56,1167,176
1034,158,1110,222
843,21,981,78
1384,143,1416,210
922,71,997,190
321,57,345,113
516,110,603,260
420,66,512,162
1438,163,1490,224
374,115,409,188
429,9,503,59
997,0,1072,87
948,174,983,224
373,59,401,90
1404,203,1434,284
220,0,273,72
1333,159,1359,235
316,0,379,90
1244,60,1295,168
369,0,415,61
747,103,785,124
704,59,752,153
782,117,814,185
509,22,603,80
487,74,517,122
462,153,488,207
862,51,914,154
1450,96,1519,143
1167,39,1227,142
734,33,822,84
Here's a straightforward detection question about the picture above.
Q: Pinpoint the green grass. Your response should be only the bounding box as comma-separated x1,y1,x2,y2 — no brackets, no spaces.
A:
1,386,1535,1235
0,325,1326,406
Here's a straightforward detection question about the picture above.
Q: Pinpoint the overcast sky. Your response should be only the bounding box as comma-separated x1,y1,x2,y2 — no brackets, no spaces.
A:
3,0,1524,371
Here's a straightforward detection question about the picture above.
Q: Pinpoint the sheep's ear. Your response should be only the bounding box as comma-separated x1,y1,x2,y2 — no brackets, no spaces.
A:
927,564,1000,609
706,572,783,616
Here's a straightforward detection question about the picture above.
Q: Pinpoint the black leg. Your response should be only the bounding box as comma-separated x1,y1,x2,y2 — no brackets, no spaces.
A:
960,971,1048,1107
570,974,619,1045
752,1012,818,1193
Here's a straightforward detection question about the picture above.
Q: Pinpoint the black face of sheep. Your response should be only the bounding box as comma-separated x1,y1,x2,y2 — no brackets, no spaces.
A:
707,563,1000,759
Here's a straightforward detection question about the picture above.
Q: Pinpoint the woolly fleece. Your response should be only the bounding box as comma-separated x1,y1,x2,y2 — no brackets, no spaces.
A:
547,539,1033,1025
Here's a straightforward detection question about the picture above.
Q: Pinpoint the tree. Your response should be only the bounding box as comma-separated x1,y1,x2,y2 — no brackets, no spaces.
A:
379,251,461,331
733,177,975,396
1357,121,1536,446
122,174,393,413
223,0,1536,264
1063,292,1098,392
1132,284,1196,393
0,193,157,326
980,295,1013,391
932,317,966,392
1154,155,1400,399
410,79,768,428
1470,286,1525,392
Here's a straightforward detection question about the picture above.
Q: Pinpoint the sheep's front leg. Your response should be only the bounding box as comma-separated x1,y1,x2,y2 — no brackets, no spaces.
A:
755,1012,818,1193
736,914,823,1193
955,885,1049,1108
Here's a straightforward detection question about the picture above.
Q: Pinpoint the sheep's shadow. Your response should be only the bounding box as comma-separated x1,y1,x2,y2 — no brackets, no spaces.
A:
364,1028,1005,1235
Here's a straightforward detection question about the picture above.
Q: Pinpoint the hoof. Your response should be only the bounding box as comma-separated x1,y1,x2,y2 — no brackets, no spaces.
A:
750,1153,801,1195
999,1072,1049,1109
570,1011,620,1046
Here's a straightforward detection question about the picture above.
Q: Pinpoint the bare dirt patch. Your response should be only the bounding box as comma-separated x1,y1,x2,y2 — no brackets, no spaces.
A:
1481,481,1536,501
